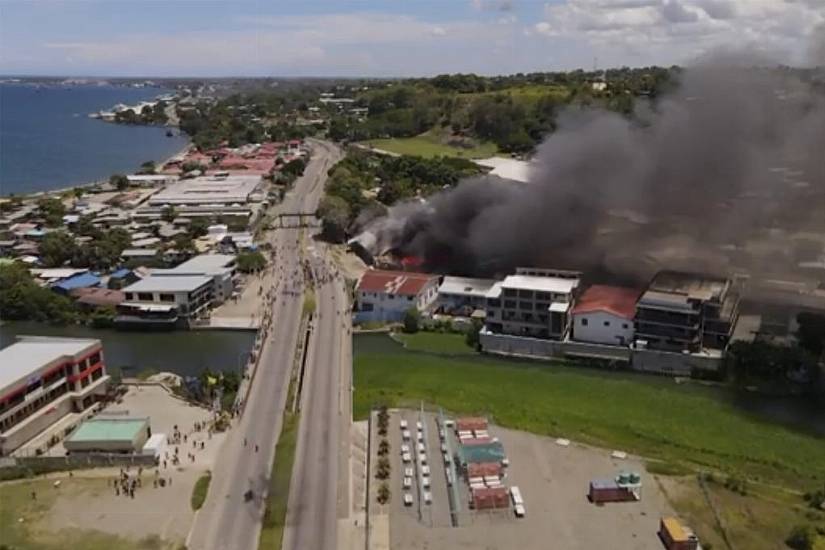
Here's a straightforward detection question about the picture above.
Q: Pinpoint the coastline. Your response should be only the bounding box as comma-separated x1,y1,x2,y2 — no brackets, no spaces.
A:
3,139,191,200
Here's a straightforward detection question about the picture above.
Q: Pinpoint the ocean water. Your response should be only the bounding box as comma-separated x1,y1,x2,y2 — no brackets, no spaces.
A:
0,83,188,195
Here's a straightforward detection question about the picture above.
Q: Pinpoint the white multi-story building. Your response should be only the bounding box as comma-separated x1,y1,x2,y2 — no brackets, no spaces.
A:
355,269,441,323
0,337,110,456
571,285,641,346
484,268,581,340
151,254,237,305
437,276,497,316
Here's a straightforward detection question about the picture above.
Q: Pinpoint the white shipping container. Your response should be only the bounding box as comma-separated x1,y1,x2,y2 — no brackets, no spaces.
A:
402,430,411,440
404,493,413,506
416,421,423,431
405,467,414,477
483,475,500,484
400,444,410,454
510,486,524,506
514,504,526,517
424,491,432,504
403,477,412,488
421,476,431,489
400,420,408,429
421,465,431,476
469,477,484,484
470,482,485,490
402,452,412,463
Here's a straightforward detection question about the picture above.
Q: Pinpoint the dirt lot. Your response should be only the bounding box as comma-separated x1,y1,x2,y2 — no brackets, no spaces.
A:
381,409,677,550
3,384,225,548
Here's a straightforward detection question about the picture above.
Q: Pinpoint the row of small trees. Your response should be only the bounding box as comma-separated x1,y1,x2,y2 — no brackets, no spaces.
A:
375,406,391,505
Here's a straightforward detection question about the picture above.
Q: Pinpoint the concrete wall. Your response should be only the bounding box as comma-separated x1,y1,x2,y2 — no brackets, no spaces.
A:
571,311,634,346
479,331,719,376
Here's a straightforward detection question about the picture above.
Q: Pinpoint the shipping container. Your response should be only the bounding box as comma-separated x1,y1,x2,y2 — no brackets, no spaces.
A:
404,467,414,477
514,504,526,518
404,493,413,506
400,444,410,454
457,417,488,432
422,476,431,489
424,491,432,504
510,486,524,506
400,419,408,429
402,430,411,441
403,477,412,489
589,479,637,503
421,465,431,476
402,452,412,463
659,517,699,550
468,462,503,479
471,486,510,510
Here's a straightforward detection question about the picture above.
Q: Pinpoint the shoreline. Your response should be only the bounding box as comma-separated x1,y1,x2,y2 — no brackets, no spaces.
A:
2,139,191,200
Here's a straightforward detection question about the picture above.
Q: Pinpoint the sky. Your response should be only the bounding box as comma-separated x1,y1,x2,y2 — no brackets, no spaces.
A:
0,0,823,77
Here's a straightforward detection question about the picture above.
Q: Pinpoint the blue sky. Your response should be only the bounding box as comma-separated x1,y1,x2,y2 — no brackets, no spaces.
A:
1,1,822,77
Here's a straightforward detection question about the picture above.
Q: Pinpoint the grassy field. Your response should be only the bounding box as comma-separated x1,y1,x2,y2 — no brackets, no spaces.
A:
190,472,211,511
393,331,476,356
353,333,825,489
259,412,300,550
364,132,498,159
0,477,180,550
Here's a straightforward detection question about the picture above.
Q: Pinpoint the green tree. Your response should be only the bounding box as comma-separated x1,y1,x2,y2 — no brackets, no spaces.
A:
188,217,210,238
39,231,78,267
786,525,816,550
110,173,129,191
281,158,307,178
317,195,351,243
796,312,825,359
138,161,157,175
37,197,66,227
465,318,483,350
236,250,266,273
0,263,76,323
403,307,420,334
162,205,178,223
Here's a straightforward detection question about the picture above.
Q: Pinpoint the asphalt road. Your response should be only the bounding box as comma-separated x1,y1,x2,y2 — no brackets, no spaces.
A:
282,243,351,550
188,139,342,550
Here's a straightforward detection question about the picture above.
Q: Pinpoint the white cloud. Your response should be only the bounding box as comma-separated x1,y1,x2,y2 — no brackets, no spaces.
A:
536,0,825,66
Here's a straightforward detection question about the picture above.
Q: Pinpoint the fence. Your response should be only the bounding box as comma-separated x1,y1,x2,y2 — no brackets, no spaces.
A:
1,452,157,481
479,331,722,376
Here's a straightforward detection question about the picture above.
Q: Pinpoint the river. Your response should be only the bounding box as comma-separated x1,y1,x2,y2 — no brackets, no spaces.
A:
0,322,255,379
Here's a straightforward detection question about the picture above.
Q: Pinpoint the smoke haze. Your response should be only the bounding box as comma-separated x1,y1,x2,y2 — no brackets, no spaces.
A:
363,39,825,282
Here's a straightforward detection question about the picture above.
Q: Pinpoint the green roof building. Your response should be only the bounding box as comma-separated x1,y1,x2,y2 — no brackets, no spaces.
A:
65,417,150,454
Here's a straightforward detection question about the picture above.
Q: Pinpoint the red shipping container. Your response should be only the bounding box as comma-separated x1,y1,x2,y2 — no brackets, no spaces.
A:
471,487,510,510
467,462,503,479
457,417,488,432
589,480,636,503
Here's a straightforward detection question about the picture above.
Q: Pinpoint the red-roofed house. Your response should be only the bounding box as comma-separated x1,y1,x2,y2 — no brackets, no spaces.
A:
355,269,441,323
571,285,641,346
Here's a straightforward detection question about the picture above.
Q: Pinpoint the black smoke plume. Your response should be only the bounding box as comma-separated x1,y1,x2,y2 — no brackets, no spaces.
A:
363,42,825,282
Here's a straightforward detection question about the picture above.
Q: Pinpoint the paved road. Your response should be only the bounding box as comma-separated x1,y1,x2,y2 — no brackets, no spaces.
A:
188,139,342,550
282,243,351,550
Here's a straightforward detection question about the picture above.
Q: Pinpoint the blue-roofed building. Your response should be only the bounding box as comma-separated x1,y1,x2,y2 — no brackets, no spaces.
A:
52,272,102,295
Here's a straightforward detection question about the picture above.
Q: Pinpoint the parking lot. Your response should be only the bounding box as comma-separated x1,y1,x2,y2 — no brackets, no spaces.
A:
382,409,676,550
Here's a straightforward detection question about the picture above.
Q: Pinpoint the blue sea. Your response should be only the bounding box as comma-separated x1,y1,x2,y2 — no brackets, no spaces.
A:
0,83,188,195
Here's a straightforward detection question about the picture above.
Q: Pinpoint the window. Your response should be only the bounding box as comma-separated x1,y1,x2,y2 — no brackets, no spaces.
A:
518,289,533,299
581,318,588,326
622,323,629,329
504,289,517,297
604,321,610,327
160,293,175,303
519,301,533,310
138,292,153,301
504,300,516,309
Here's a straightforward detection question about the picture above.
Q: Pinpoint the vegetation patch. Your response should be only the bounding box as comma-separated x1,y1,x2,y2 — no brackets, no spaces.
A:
393,331,476,356
353,333,825,490
364,133,498,159
190,471,211,511
259,412,300,550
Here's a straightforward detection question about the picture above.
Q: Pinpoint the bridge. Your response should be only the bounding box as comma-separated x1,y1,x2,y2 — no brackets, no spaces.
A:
269,212,321,229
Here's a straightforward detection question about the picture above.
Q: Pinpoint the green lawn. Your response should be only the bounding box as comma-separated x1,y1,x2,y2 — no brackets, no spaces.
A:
393,331,476,356
353,333,825,489
363,133,498,159
190,472,211,510
0,477,180,550
259,412,299,550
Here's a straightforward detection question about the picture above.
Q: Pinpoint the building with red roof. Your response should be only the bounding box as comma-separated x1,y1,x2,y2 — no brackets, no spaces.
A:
354,269,441,323
571,285,641,346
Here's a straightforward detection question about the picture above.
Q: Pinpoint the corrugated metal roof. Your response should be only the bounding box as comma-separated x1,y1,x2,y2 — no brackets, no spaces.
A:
52,272,101,291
